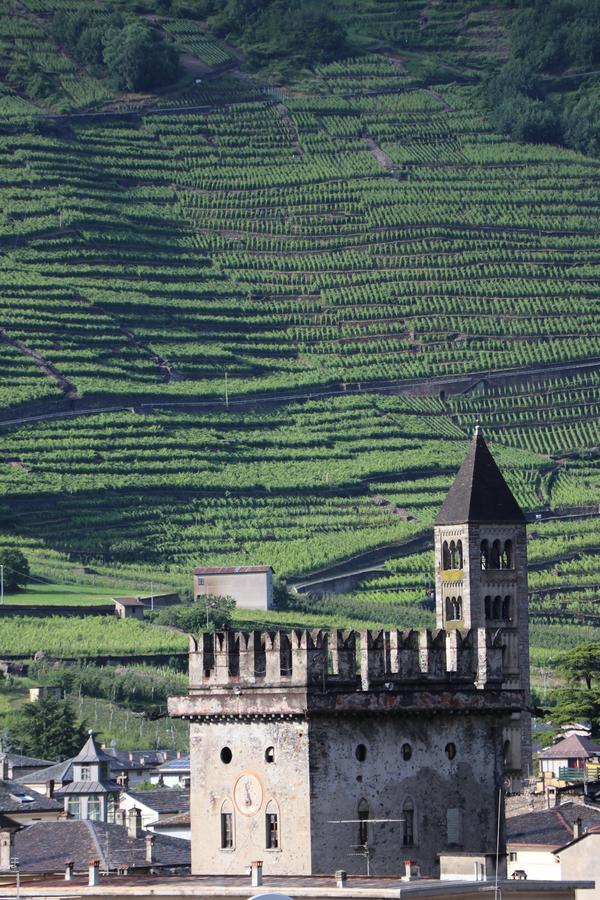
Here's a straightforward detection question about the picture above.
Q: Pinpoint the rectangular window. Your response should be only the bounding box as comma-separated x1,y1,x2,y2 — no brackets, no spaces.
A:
221,813,233,849
509,852,518,862
447,808,463,846
266,813,279,849
403,809,414,847
88,797,101,821
358,810,369,846
80,766,91,781
197,577,205,586
66,797,81,819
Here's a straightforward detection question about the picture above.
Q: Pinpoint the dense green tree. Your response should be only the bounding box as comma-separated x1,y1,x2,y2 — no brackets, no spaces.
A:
104,22,180,91
6,696,87,760
559,642,600,690
563,91,600,155
155,594,236,633
0,549,30,593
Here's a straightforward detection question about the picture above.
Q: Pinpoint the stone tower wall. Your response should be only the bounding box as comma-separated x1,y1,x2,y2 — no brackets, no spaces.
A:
434,522,531,780
189,718,311,875
308,713,505,875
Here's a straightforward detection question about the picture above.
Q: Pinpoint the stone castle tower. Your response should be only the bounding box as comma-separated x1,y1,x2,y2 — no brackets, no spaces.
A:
168,429,530,876
434,426,531,784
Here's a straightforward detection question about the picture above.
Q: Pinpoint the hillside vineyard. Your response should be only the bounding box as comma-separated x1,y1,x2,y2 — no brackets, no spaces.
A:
0,8,598,665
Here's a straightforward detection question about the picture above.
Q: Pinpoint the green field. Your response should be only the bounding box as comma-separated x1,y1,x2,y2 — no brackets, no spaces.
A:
1,582,115,606
0,0,597,695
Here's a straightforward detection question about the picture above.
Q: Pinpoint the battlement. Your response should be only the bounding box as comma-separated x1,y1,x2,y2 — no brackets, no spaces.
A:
187,627,504,692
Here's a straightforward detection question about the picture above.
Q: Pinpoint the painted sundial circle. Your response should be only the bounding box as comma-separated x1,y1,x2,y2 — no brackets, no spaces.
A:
233,772,263,816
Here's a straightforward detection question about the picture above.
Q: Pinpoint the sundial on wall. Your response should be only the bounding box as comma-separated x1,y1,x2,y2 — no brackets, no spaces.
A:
233,772,263,816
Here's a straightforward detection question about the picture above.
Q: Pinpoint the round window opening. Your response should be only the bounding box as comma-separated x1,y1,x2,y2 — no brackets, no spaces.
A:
265,746,275,763
401,743,412,761
445,742,456,760
220,747,232,764
355,744,367,762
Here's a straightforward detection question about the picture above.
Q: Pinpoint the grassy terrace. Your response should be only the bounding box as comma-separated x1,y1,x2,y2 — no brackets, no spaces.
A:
0,0,597,672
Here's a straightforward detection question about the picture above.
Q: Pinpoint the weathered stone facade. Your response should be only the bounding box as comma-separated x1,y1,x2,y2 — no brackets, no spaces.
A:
169,626,522,876
168,429,531,876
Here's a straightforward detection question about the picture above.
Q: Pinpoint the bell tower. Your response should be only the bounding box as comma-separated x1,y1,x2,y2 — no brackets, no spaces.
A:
434,426,531,786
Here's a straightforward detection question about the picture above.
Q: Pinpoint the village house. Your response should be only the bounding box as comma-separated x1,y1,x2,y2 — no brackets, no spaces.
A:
17,732,120,822
538,734,600,781
151,754,190,788
507,800,600,896
119,788,189,832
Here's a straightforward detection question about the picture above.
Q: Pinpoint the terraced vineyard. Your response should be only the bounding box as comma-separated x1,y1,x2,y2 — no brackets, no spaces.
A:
0,0,597,674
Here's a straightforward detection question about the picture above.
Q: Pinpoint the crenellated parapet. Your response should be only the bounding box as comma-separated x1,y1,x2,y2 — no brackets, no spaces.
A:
186,627,504,693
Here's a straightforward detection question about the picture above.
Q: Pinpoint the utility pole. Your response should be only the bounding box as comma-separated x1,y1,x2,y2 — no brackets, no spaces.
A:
224,371,229,409
1,564,3,604
150,580,154,612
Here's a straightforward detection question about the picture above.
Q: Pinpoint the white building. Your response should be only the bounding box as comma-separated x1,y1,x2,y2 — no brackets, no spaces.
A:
192,565,273,610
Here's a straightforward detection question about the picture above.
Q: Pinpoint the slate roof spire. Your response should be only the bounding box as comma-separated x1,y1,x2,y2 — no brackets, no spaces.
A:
434,426,526,526
72,731,115,765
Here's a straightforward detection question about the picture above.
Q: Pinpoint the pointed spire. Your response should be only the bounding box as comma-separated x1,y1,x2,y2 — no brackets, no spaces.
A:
435,428,526,525
72,731,115,765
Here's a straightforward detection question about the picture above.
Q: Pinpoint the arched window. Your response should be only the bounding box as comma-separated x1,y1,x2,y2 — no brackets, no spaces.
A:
502,596,511,621
357,799,369,846
492,596,502,620
484,596,491,620
442,541,451,570
445,596,452,620
449,541,456,569
480,540,489,570
220,799,234,849
456,540,463,569
491,540,501,569
402,799,415,847
265,800,279,849
501,540,513,569
503,740,511,769
453,596,462,620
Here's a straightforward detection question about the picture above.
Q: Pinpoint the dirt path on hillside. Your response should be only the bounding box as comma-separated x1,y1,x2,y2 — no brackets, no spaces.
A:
0,327,78,398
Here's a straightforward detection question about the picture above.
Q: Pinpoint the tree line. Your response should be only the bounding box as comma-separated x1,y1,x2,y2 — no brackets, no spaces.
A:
486,0,600,156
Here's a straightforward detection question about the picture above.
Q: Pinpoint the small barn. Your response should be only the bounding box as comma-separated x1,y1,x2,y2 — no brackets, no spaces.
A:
113,597,145,620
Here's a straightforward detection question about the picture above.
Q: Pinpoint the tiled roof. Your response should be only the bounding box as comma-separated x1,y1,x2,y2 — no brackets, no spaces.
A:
16,759,72,785
0,779,63,814
157,756,190,772
192,565,272,574
435,428,526,526
102,748,176,768
124,788,189,814
155,811,190,827
13,819,190,873
113,597,145,607
538,734,600,760
507,802,600,849
0,752,56,769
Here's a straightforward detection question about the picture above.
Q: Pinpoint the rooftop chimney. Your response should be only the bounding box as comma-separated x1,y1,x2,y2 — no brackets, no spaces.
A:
88,859,100,887
64,860,74,881
574,817,583,839
145,833,155,864
0,830,14,872
127,807,142,839
0,755,8,781
46,779,55,799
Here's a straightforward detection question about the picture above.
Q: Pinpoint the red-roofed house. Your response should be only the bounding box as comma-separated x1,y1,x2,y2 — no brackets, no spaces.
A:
192,566,273,610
